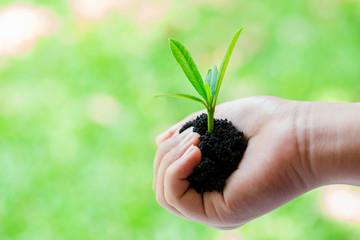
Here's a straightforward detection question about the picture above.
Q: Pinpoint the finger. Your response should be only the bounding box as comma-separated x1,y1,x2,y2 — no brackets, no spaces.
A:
164,145,207,220
164,145,200,199
155,121,183,146
155,110,205,146
153,127,195,193
157,142,244,229
156,132,200,217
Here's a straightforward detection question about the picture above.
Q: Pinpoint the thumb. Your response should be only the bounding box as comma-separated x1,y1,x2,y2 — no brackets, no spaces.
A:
164,145,201,202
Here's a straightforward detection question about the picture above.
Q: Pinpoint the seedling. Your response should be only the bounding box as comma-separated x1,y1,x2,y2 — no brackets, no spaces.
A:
157,28,243,132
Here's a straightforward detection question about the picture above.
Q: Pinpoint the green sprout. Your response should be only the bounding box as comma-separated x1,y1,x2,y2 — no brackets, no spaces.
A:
157,28,243,133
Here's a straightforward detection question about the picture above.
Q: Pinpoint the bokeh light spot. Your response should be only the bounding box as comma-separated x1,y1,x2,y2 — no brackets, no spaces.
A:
322,185,360,224
0,3,57,57
71,0,132,21
87,93,121,126
277,15,311,47
136,2,166,24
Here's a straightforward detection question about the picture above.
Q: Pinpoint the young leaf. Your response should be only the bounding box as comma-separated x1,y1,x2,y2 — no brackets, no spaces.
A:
209,65,218,97
155,93,208,108
205,69,212,86
204,69,213,105
169,39,207,101
212,27,243,108
204,82,212,105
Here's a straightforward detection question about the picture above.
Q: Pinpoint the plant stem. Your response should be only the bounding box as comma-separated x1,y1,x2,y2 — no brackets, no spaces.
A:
207,109,214,133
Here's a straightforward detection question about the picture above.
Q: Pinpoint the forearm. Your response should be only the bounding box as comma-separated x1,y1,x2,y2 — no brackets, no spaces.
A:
302,102,360,186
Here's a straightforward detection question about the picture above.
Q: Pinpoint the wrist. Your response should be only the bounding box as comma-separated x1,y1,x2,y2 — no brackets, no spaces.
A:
304,101,360,186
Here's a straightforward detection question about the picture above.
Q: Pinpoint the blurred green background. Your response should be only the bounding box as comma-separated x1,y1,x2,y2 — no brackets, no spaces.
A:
0,0,360,239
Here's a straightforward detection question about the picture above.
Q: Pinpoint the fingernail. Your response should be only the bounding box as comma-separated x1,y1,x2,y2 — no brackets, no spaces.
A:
180,128,196,144
182,127,194,136
155,122,183,145
155,132,167,145
183,144,196,158
155,128,177,145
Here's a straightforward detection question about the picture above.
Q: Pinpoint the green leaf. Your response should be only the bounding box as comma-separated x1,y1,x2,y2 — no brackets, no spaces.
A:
212,27,243,108
210,65,218,97
204,82,212,105
204,69,213,104
155,94,208,108
169,39,207,100
205,69,212,86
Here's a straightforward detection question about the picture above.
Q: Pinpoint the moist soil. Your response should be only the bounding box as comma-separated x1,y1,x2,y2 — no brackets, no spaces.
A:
180,114,248,193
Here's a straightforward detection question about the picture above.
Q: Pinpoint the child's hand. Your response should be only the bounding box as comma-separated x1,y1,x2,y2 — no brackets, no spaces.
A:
153,96,360,229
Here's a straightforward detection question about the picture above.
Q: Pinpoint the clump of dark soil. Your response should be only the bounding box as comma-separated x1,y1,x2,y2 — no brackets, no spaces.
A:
179,114,248,193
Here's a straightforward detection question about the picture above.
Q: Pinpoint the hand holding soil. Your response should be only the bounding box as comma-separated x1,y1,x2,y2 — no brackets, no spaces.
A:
153,96,360,229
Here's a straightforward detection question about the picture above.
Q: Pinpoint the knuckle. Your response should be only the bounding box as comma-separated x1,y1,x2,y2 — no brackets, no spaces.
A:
156,194,165,207
225,198,238,215
165,165,176,179
164,192,175,206
163,170,176,205
152,183,156,195
157,136,181,157
158,141,171,156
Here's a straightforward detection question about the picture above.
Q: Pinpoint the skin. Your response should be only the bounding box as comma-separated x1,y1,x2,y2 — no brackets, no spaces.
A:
153,96,360,230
